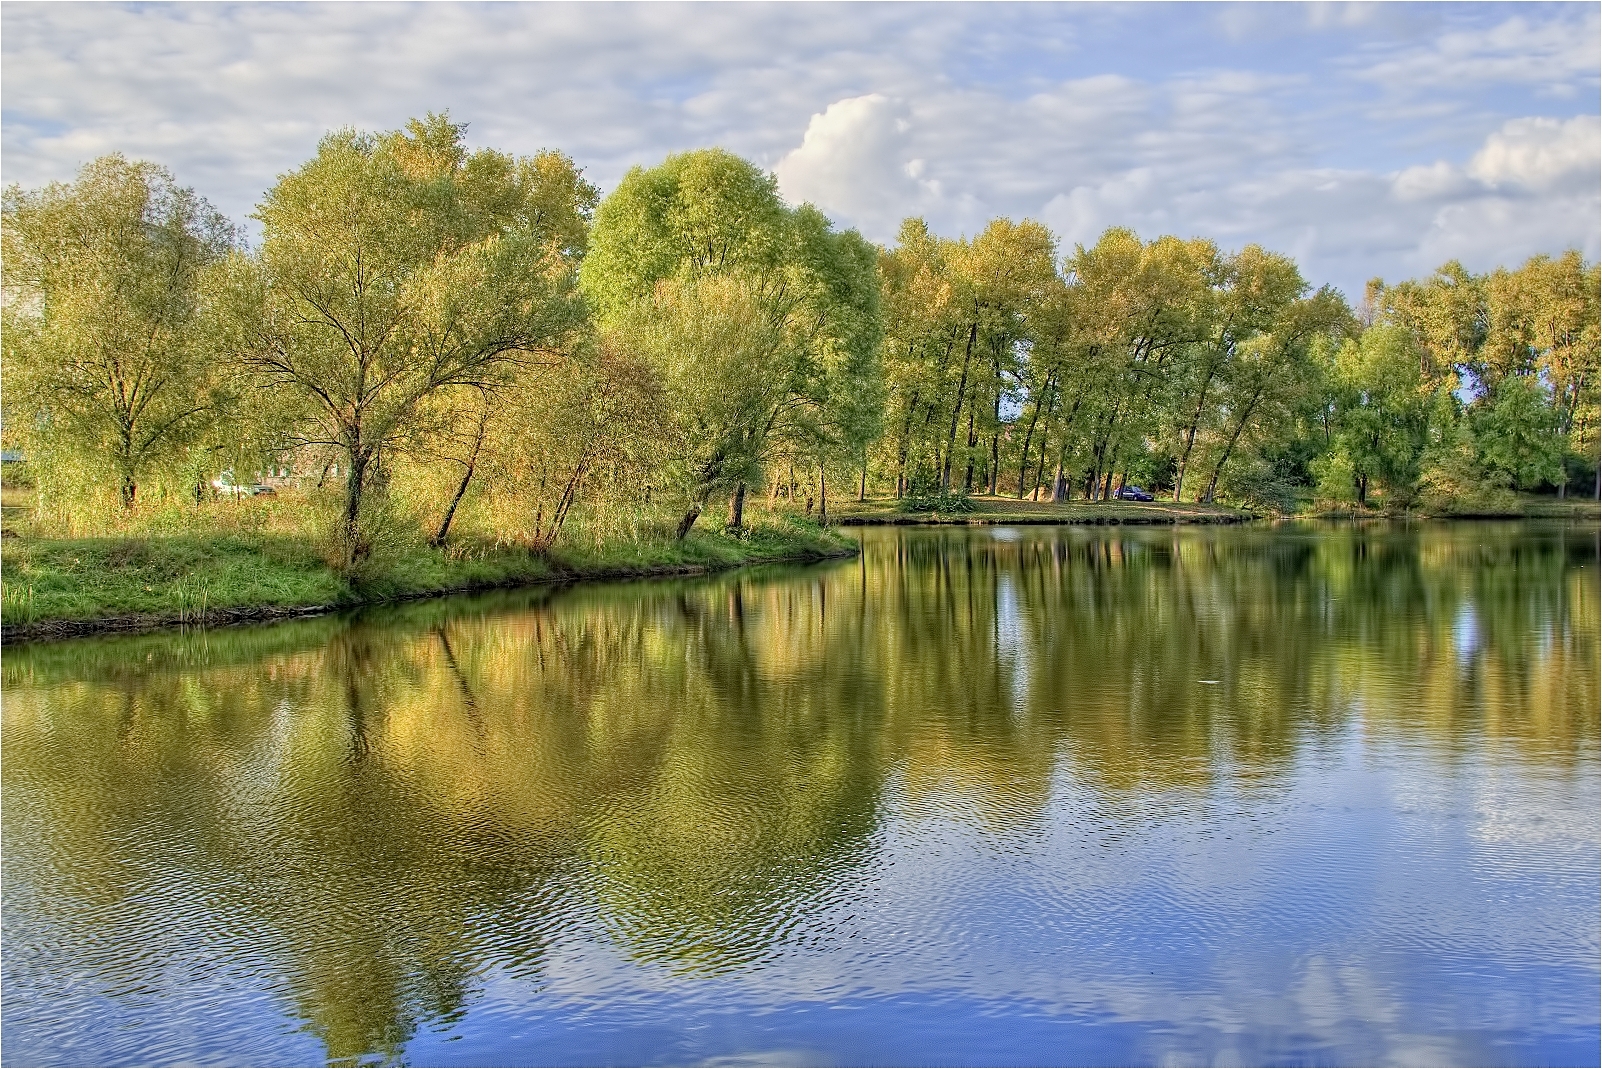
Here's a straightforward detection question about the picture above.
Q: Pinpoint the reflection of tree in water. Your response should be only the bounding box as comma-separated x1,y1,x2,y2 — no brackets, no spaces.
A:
2,523,1595,1063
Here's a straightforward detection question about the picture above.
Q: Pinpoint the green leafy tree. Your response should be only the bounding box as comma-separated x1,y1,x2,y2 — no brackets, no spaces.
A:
2,155,236,511
1169,244,1303,501
1472,375,1565,491
1198,287,1351,504
1316,325,1432,506
583,149,881,536
215,115,594,563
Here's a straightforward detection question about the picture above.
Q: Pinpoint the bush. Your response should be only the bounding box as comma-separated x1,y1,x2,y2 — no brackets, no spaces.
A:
901,486,975,513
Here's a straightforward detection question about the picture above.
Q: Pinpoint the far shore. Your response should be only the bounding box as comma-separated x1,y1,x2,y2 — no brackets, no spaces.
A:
3,495,1596,645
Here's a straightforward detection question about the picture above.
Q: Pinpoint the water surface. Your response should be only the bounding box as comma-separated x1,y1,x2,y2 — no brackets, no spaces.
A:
3,522,1598,1066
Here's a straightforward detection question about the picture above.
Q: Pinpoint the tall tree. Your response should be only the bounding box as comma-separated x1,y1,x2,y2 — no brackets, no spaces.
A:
215,115,594,563
2,155,236,509
583,149,881,536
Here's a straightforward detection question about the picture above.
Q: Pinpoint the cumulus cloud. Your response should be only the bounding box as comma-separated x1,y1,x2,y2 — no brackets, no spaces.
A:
2,3,1597,297
774,95,935,240
1467,115,1600,191
1377,116,1601,277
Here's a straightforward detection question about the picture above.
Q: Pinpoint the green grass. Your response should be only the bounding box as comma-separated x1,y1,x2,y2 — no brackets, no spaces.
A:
0,510,853,638
1306,494,1600,521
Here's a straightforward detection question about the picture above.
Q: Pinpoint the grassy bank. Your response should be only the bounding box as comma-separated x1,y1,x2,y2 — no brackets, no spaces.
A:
1,511,854,643
1307,495,1600,521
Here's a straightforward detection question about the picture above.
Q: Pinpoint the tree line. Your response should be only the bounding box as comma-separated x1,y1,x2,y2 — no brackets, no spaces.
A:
4,115,1596,563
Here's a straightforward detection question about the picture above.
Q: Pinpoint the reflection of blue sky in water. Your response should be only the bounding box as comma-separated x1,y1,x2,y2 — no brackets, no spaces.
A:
1,522,1596,1066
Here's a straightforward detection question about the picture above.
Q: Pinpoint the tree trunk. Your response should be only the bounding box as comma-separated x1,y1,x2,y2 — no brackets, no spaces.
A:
988,377,1001,496
1015,374,1055,497
432,404,488,547
1201,384,1266,504
963,408,977,492
895,388,920,499
118,470,137,510
819,463,828,526
1031,432,1050,501
676,503,702,540
859,462,867,502
942,322,978,491
431,460,476,547
1174,358,1224,502
341,444,371,567
728,481,746,531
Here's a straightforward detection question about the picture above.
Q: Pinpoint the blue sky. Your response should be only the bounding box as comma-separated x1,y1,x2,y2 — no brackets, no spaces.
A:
3,2,1597,298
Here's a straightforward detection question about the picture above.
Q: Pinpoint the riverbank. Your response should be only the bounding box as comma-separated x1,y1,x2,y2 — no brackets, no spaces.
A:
0,515,855,644
832,496,1256,525
830,493,1600,526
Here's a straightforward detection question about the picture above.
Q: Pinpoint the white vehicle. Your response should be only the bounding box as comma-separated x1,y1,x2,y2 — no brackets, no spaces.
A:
211,471,275,497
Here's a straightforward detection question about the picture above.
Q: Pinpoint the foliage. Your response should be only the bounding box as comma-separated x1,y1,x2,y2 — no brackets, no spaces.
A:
213,114,595,565
900,472,975,513
2,156,237,509
4,128,1594,593
583,149,881,537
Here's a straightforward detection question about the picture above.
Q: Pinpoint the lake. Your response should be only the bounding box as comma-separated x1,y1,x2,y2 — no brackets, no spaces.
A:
3,522,1597,1067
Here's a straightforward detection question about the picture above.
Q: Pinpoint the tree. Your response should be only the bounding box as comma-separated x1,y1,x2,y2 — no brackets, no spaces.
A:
1472,375,1564,491
1199,286,1350,504
583,149,882,537
2,155,236,509
1316,324,1431,506
1168,244,1302,501
1065,230,1212,501
216,115,594,564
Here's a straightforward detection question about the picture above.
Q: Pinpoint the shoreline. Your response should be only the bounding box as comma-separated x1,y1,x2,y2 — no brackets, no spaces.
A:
836,512,1252,526
6,499,1595,646
1,543,857,646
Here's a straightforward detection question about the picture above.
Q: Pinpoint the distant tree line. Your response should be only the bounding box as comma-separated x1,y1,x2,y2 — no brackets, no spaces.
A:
4,115,1596,562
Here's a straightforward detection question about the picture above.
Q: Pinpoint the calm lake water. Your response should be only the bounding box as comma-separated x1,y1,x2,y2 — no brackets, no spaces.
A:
3,522,1598,1067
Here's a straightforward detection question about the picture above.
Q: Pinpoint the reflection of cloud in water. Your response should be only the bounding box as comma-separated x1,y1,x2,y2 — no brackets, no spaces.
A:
1454,602,1480,665
993,572,1030,710
1,521,1595,1067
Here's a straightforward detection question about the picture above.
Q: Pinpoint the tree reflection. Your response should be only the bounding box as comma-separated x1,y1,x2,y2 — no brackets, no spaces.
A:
3,521,1596,1063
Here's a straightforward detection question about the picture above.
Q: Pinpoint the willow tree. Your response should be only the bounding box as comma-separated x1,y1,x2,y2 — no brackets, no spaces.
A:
1167,244,1304,501
1,155,236,510
1062,229,1213,500
1199,286,1352,504
215,115,593,563
583,149,881,536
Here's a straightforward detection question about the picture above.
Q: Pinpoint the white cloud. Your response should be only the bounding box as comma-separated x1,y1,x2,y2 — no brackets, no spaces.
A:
1377,116,1602,277
1354,13,1601,95
2,3,1597,298
1467,115,1600,191
1392,161,1474,203
774,95,935,240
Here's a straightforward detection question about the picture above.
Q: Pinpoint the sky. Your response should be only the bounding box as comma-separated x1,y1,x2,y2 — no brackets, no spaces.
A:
3,1,1598,300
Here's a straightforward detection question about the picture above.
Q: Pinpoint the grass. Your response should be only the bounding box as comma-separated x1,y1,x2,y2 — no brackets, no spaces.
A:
5,483,1592,641
1306,494,1600,521
0,502,854,640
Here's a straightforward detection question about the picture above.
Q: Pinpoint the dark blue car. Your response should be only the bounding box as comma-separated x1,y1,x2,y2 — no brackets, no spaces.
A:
1116,485,1155,501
